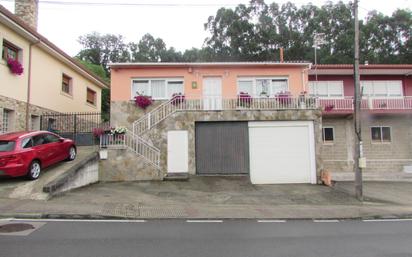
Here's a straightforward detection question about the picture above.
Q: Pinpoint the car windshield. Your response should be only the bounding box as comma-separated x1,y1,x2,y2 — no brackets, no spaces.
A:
0,140,16,152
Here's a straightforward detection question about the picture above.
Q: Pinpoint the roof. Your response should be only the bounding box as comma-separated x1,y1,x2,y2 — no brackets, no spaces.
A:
309,64,412,76
0,5,109,89
109,62,312,69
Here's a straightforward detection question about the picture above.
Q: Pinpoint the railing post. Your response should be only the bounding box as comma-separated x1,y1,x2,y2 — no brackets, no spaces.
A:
147,113,151,130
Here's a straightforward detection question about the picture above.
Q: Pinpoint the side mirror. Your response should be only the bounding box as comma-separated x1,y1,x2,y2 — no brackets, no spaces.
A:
59,138,65,143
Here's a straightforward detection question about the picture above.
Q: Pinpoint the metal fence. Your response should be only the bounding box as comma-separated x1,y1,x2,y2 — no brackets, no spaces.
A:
40,112,107,146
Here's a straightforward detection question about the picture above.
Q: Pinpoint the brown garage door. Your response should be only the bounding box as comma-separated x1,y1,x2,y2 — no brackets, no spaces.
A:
195,122,249,175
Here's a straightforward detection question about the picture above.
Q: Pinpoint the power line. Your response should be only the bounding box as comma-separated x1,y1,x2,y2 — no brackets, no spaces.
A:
0,0,240,7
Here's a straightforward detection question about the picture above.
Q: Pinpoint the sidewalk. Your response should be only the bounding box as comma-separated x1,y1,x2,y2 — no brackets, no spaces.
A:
1,177,412,220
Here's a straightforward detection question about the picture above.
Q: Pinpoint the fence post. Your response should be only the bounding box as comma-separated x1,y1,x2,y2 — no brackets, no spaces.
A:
73,114,77,143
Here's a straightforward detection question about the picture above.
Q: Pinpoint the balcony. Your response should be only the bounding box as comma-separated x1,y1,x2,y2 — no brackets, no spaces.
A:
318,97,412,114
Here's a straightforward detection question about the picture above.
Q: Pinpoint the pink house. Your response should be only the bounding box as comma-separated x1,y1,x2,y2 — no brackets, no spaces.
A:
309,64,412,180
104,62,323,184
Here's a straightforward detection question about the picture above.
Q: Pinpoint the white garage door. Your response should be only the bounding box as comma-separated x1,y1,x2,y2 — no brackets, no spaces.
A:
249,121,316,184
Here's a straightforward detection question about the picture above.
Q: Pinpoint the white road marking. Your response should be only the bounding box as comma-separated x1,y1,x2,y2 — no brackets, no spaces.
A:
10,219,147,223
363,219,412,222
313,219,340,223
257,220,286,223
186,220,223,223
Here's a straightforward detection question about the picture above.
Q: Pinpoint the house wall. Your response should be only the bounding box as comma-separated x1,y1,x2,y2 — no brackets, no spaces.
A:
1,20,104,132
322,115,412,174
30,46,102,113
0,23,30,102
111,101,324,181
111,66,308,101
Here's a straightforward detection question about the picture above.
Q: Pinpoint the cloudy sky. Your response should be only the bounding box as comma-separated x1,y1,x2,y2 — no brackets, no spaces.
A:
0,0,410,56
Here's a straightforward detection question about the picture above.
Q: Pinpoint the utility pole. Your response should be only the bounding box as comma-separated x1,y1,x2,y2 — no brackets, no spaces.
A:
353,0,363,201
313,33,326,81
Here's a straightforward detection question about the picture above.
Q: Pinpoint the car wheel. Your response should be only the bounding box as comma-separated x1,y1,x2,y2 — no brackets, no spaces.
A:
27,161,41,180
67,146,76,161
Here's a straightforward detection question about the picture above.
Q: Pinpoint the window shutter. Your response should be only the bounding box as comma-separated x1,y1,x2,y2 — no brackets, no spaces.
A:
387,81,402,97
87,88,96,105
133,80,149,97
238,80,253,95
327,82,343,97
151,80,166,99
271,79,288,95
167,81,184,98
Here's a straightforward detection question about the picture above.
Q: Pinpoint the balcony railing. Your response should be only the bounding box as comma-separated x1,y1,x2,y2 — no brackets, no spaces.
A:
318,96,412,113
133,96,319,135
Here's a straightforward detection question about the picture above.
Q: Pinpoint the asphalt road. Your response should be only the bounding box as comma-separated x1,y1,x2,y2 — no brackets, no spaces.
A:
1,219,412,257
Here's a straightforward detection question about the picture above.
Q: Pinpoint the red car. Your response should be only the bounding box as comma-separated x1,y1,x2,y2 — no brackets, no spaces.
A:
0,131,76,180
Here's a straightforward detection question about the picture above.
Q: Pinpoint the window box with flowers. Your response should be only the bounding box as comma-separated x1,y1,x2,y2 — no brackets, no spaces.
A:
171,93,185,106
6,58,24,75
275,91,293,106
237,92,252,108
134,93,153,109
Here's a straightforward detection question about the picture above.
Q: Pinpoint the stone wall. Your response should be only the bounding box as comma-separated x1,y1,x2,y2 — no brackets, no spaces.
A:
111,100,324,182
0,95,56,132
321,114,412,174
99,149,162,181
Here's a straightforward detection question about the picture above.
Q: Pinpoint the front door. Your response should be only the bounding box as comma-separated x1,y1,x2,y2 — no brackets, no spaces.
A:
203,77,222,110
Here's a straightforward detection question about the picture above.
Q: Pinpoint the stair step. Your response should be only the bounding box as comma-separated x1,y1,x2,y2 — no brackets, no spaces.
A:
164,173,190,181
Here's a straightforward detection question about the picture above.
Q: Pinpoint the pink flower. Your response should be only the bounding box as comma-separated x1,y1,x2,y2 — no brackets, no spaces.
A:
134,95,153,109
7,58,24,75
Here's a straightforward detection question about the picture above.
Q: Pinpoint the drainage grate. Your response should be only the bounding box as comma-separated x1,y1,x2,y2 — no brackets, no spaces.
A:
0,223,35,233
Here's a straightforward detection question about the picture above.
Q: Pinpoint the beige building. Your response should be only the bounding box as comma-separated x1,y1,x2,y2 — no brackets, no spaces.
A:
0,1,108,133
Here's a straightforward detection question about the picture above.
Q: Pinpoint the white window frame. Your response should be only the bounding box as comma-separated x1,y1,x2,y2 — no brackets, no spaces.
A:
131,78,184,100
370,126,392,143
308,81,344,99
236,77,289,98
361,80,403,99
322,126,335,144
1,109,14,133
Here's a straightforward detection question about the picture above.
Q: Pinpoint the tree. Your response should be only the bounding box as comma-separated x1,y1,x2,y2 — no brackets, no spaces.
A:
76,32,130,73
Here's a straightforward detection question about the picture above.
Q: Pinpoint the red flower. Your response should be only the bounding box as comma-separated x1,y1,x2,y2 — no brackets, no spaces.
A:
7,58,24,75
134,95,153,109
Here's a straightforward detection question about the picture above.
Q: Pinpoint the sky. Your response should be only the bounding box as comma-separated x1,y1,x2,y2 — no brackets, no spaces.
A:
0,0,410,57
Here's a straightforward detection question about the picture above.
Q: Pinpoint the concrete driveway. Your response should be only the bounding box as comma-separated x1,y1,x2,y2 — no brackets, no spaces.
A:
0,146,95,200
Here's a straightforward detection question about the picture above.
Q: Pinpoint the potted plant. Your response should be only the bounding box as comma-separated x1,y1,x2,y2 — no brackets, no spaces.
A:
171,93,185,106
6,58,24,75
134,93,153,109
324,104,335,112
237,92,252,108
275,91,292,106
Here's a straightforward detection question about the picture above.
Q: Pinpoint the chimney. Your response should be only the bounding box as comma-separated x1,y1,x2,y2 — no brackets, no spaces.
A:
15,0,39,30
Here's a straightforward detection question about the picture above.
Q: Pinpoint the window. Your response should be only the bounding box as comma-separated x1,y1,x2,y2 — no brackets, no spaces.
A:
0,141,15,152
237,78,288,97
1,109,14,133
33,135,45,146
31,115,40,131
308,81,344,98
2,40,19,61
322,127,334,143
131,78,184,99
361,81,402,98
371,126,391,142
44,134,60,144
62,74,73,95
86,88,97,105
21,137,33,149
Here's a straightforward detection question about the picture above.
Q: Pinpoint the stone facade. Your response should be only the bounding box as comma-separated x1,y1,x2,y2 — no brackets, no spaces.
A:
0,94,56,132
111,100,324,182
322,114,412,174
99,149,162,182
15,0,38,29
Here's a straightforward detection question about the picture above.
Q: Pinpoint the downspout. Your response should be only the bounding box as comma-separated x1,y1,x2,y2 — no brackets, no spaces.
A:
25,40,40,131
301,64,311,93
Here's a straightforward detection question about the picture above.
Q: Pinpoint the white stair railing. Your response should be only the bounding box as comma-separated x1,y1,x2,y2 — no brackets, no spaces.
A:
100,130,160,169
